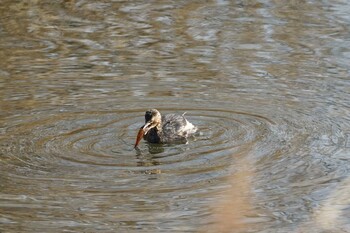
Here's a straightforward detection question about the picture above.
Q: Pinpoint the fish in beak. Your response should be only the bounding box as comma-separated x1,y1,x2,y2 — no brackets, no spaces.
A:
134,122,153,148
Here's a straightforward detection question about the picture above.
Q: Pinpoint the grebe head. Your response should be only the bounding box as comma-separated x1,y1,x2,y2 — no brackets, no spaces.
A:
134,109,162,148
142,109,161,134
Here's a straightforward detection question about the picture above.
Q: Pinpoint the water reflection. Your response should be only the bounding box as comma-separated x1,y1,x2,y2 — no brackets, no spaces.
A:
206,151,257,233
313,176,350,231
1,0,350,232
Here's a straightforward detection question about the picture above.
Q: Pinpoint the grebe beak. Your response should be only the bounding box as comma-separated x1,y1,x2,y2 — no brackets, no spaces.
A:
134,122,152,148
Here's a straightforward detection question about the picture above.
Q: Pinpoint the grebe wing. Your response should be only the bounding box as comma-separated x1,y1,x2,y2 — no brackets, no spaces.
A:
162,113,196,139
162,113,186,131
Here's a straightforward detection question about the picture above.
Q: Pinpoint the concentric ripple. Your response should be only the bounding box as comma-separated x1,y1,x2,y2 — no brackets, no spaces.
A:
0,107,291,180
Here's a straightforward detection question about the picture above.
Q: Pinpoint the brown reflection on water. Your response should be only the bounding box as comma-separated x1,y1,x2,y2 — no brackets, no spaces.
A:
293,176,350,232
308,176,350,232
206,146,256,233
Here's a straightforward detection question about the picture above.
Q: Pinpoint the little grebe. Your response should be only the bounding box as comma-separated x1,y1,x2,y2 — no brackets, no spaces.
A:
134,109,197,148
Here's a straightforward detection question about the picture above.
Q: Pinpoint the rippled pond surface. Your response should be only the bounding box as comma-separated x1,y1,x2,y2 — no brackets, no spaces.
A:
1,1,350,232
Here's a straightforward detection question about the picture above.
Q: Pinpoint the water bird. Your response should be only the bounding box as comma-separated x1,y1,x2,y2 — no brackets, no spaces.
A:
134,109,197,148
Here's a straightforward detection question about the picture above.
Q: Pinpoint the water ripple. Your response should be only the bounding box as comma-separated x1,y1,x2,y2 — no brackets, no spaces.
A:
0,108,286,179
1,1,350,232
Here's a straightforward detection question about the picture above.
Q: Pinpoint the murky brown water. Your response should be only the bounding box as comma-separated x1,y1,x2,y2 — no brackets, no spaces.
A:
1,1,350,232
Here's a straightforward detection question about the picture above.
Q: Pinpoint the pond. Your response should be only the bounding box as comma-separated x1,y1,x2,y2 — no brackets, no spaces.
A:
1,1,350,232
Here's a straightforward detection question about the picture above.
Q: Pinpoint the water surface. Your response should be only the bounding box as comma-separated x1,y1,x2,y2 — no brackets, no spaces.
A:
1,1,350,232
